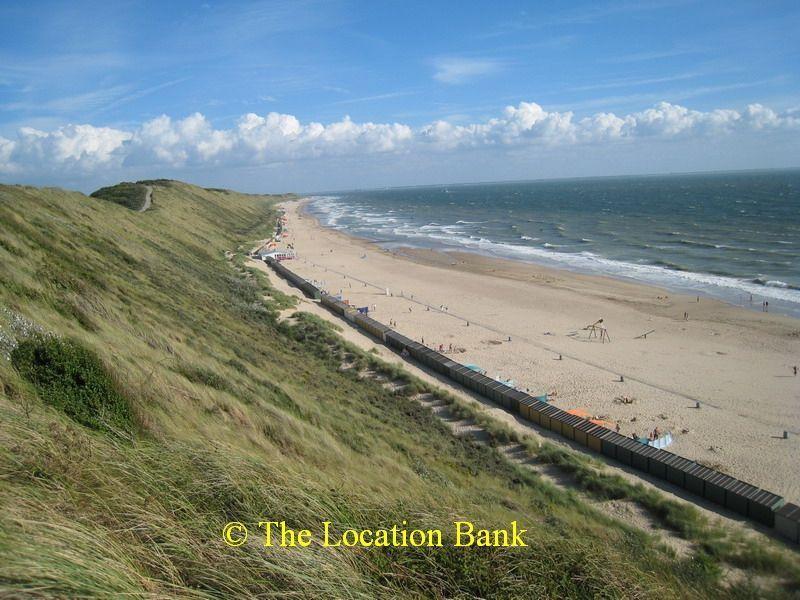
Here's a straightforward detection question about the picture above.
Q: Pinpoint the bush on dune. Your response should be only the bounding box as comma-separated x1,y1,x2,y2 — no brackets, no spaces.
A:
10,334,133,434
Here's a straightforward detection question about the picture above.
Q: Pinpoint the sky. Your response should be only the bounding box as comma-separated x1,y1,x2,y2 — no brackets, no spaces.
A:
0,0,798,193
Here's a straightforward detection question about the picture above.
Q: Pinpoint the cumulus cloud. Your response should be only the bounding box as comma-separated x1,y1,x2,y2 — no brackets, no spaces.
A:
0,100,797,175
1,124,131,173
431,57,503,84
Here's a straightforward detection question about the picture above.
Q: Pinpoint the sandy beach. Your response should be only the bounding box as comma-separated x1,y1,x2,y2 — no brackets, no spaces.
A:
269,198,800,501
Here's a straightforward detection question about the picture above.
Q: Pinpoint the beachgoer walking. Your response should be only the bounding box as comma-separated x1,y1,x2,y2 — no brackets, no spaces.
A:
684,312,688,320
794,366,798,376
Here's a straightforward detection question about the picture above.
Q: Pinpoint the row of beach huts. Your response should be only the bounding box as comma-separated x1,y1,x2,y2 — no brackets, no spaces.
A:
264,256,800,544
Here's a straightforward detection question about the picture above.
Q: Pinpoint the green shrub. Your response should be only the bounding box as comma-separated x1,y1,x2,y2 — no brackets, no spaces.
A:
90,182,148,211
10,334,133,433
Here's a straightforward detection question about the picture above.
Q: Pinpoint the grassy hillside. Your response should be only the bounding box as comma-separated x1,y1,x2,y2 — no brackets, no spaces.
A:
0,181,796,598
90,181,150,211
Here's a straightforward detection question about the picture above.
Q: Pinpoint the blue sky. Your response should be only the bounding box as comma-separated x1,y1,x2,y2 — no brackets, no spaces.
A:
0,0,798,192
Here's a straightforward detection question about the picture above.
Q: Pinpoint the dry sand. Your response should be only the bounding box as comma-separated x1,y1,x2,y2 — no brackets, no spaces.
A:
271,198,800,501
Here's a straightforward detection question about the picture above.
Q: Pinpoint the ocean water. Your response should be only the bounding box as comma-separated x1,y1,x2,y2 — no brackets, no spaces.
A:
306,170,800,318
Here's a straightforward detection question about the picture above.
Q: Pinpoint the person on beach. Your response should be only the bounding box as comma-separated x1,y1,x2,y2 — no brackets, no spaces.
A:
794,366,798,376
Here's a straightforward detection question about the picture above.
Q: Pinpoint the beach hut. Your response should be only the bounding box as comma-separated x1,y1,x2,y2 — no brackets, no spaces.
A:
661,453,694,487
572,419,594,446
775,503,800,543
558,413,585,441
748,490,784,527
585,423,611,453
724,479,760,517
613,437,640,466
628,442,650,472
702,471,734,506
683,463,714,497
601,430,629,460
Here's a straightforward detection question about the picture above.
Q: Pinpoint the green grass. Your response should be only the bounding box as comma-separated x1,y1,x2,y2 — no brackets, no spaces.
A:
10,334,133,434
90,181,149,211
0,180,797,598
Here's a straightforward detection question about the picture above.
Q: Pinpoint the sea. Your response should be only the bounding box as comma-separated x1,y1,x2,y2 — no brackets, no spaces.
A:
305,170,800,318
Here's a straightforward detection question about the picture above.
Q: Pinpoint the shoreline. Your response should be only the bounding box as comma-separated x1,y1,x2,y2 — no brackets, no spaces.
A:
302,196,800,321
300,198,800,334
280,198,800,500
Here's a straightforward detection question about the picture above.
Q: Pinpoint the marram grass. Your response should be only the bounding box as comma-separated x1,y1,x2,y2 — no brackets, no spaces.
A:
0,181,797,598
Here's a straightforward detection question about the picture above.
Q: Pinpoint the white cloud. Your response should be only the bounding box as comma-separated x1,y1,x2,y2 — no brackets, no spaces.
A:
0,100,797,176
3,124,131,173
0,136,17,173
431,57,503,84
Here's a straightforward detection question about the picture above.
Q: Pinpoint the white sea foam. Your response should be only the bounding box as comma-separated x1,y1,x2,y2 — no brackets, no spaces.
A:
307,196,800,307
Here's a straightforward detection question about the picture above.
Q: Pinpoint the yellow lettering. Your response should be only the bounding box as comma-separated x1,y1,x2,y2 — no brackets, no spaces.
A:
477,528,490,547
374,529,388,547
493,529,509,547
510,521,528,547
454,521,474,546
359,529,373,547
342,530,358,546
257,521,278,547
296,529,312,547
322,521,340,547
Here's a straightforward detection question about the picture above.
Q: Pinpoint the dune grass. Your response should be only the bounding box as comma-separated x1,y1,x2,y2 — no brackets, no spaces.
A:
90,181,150,211
0,180,797,597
